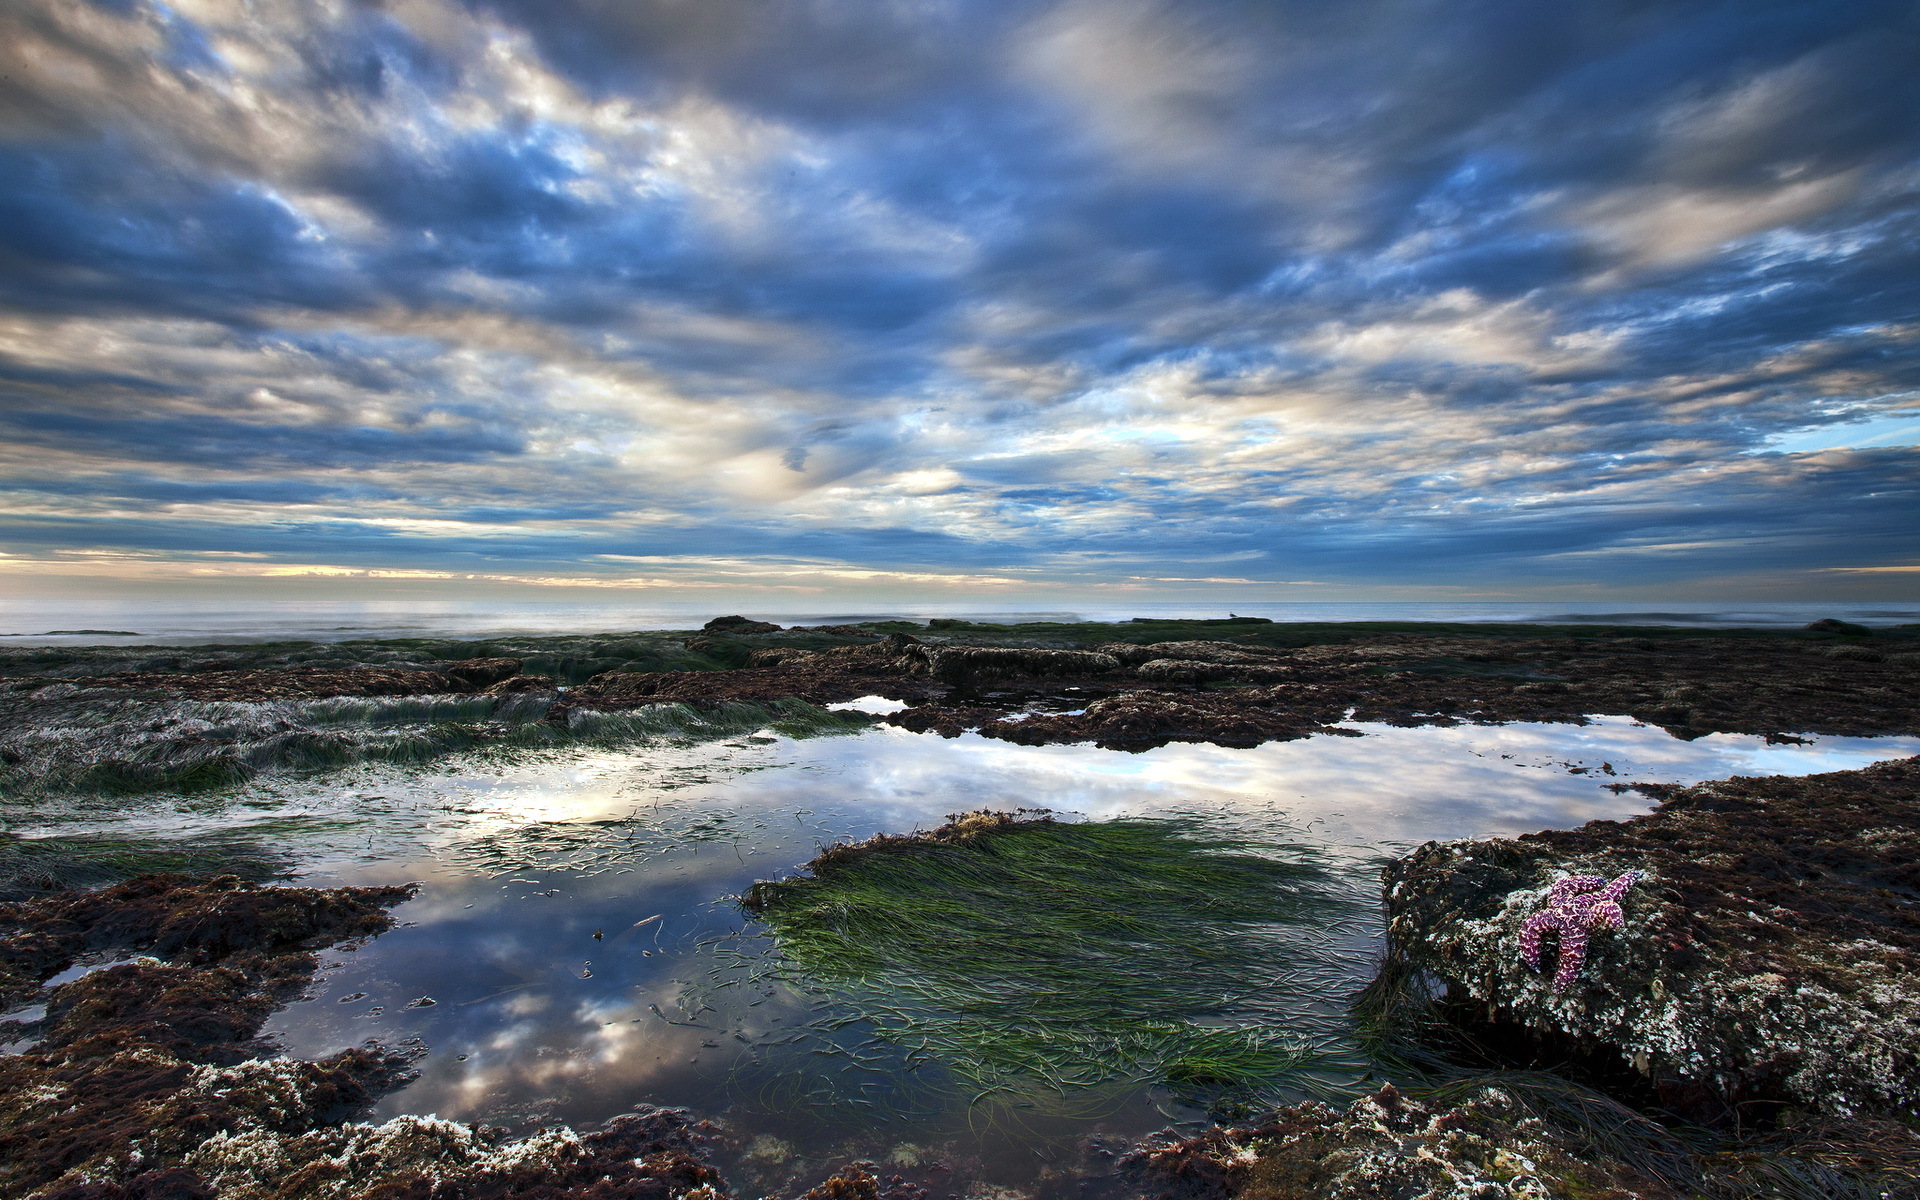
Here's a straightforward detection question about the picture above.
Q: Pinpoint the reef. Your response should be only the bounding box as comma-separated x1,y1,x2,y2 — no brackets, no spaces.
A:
0,874,417,1198
526,625,1920,752
1120,1082,1688,1200
1381,755,1920,1124
5,622,1916,794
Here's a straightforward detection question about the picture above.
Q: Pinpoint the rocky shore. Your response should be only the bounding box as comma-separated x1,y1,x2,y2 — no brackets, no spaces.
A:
5,615,1915,796
1381,756,1920,1125
3,617,1918,1198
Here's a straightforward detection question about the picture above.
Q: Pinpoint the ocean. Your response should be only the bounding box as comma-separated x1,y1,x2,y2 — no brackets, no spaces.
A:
0,597,1915,645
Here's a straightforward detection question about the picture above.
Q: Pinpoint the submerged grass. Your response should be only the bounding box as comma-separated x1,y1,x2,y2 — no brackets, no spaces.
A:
0,830,290,898
1,695,871,800
744,813,1347,1106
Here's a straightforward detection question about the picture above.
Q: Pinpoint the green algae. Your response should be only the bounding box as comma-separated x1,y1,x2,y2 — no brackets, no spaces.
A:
743,814,1347,1106
0,829,290,898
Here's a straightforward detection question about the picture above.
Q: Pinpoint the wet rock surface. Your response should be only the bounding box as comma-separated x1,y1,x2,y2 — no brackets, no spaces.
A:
52,668,467,702
1121,1083,1685,1200
555,627,1919,751
5,623,1916,793
1382,755,1920,1123
0,875,417,1198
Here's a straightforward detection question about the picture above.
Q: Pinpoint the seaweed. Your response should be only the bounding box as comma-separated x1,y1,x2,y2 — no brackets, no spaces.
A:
742,812,1348,1105
0,832,288,900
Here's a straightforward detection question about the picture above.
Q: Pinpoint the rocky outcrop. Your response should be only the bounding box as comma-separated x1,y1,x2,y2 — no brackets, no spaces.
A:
972,691,1359,750
1121,1083,1686,1200
1135,659,1295,684
1381,757,1920,1122
898,645,1122,688
0,875,418,1197
183,1105,729,1200
703,615,782,634
47,667,464,701
419,657,524,688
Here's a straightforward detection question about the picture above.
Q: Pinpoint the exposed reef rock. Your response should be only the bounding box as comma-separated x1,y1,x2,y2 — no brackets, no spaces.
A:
183,1104,729,1200
48,667,465,702
897,645,1122,689
1381,756,1920,1122
704,615,783,634
1121,1083,1685,1200
742,810,1046,910
561,627,1919,752
6,622,1916,792
0,875,417,1197
971,690,1354,750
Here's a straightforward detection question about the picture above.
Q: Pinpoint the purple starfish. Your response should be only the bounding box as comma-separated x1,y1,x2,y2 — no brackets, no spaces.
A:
1520,870,1643,990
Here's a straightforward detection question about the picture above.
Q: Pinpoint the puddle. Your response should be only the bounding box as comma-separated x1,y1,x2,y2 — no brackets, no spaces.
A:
7,716,1916,1190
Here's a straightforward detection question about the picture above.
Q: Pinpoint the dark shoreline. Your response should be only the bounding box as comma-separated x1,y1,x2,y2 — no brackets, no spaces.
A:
2,617,1916,1199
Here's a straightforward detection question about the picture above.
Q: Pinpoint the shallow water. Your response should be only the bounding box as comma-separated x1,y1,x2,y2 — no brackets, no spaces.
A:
11,715,1919,1191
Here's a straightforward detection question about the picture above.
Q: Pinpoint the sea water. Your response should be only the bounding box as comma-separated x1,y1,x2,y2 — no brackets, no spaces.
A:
1,597,1917,645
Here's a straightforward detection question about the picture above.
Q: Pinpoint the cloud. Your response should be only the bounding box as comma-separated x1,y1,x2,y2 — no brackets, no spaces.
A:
0,0,1915,597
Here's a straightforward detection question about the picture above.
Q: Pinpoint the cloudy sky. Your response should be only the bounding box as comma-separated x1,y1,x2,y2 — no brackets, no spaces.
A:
2,0,1916,603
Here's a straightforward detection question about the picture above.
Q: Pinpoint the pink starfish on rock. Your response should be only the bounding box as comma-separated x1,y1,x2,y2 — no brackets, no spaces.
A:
1520,870,1643,990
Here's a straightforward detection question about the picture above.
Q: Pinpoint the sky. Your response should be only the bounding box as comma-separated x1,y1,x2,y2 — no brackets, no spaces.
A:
1,0,1917,605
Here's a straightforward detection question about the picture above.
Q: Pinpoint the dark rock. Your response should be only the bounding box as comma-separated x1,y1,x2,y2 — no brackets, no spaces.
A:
0,876,417,1196
67,667,456,701
1120,1083,1687,1200
1805,618,1872,637
704,615,783,634
484,673,557,695
423,657,523,687
899,646,1121,688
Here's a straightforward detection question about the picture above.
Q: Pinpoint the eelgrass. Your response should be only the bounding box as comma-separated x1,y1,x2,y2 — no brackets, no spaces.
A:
0,830,288,898
744,813,1346,1105
1,695,871,799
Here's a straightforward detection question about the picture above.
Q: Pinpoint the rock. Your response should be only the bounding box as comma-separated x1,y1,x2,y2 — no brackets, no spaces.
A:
1138,641,1286,663
1135,658,1293,684
703,615,783,634
1380,757,1920,1122
0,876,417,1196
483,673,556,695
1805,618,1872,637
1824,644,1884,662
980,691,1341,750
1120,1083,1688,1200
60,667,457,701
899,646,1121,688
421,657,523,688
1092,641,1284,666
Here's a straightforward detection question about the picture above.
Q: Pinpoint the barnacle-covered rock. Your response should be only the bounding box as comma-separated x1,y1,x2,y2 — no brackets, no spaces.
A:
1122,1083,1684,1200
186,1105,729,1200
1382,756,1920,1120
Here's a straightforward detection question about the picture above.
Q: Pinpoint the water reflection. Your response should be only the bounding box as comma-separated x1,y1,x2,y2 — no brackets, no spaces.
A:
229,717,1920,1188
6,715,1907,1188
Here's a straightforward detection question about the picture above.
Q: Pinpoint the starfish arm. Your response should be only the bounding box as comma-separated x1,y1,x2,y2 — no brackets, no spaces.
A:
1553,926,1591,989
1599,870,1644,901
1521,911,1553,970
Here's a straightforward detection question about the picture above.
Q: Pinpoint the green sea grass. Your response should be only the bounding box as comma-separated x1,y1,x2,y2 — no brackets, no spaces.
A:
744,813,1346,1105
